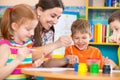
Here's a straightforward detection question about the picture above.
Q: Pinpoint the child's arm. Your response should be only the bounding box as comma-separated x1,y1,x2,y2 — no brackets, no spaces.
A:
0,44,21,79
103,57,119,70
107,59,119,70
41,55,78,68
0,44,29,79
42,58,68,67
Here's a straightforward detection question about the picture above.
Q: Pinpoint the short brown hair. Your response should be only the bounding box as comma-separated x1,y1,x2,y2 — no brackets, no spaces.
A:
71,19,91,36
108,10,120,24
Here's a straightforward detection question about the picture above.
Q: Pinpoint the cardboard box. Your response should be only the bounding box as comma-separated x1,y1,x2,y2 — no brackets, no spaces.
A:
89,0,105,6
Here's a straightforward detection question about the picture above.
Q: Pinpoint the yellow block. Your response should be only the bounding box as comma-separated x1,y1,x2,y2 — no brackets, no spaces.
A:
6,74,29,79
118,46,120,66
52,54,64,59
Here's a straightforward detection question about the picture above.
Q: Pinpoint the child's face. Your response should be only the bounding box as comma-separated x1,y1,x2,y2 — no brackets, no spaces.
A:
12,19,38,44
72,32,92,50
109,20,120,44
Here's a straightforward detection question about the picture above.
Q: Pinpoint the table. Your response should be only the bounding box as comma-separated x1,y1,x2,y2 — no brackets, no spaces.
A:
21,68,120,80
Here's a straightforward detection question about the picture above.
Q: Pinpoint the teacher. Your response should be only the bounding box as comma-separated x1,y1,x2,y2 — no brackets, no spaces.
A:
32,0,72,65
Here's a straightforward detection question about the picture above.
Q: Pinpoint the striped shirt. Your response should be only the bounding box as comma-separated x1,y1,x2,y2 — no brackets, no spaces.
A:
0,39,32,80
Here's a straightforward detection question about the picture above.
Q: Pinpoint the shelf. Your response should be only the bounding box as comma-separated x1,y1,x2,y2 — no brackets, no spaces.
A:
86,0,119,65
88,7,120,9
89,42,119,46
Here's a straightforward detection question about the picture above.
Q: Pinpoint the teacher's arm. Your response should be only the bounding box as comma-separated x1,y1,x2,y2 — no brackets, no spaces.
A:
32,36,72,61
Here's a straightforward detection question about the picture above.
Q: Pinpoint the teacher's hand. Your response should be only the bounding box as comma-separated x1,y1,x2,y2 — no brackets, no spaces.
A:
56,35,72,47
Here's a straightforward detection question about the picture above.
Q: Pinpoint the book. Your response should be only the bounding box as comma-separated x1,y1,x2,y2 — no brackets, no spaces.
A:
94,24,98,43
102,24,106,42
90,24,94,42
97,23,102,43
106,25,110,43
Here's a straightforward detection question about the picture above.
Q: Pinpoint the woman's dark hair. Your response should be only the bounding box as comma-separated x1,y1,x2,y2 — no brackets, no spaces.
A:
35,0,64,11
33,0,64,47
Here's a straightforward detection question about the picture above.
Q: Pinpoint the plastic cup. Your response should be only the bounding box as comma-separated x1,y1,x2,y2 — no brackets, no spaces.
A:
90,64,99,74
78,63,87,75
87,58,100,72
102,64,111,74
74,63,79,72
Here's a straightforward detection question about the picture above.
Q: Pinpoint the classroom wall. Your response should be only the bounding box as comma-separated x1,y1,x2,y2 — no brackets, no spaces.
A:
0,0,86,6
62,0,85,6
0,0,39,6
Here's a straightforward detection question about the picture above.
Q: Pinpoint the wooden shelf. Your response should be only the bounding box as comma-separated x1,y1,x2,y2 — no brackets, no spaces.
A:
88,7,120,9
86,0,119,64
89,42,119,46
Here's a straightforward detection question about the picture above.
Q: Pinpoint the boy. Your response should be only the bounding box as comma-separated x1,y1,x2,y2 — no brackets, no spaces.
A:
65,19,103,69
108,10,120,69
109,10,120,44
65,19,118,69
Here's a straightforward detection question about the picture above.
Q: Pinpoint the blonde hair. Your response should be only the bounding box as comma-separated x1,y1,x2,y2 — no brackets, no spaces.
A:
71,19,91,36
1,4,37,40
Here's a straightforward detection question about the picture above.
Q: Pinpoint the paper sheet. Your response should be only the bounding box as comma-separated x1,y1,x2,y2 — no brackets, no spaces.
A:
22,68,74,72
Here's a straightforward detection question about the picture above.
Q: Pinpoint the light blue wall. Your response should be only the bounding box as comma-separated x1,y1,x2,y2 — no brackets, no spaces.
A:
90,45,119,65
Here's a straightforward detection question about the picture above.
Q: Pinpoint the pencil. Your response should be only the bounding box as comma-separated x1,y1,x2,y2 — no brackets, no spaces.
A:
29,48,42,53
70,46,73,55
70,41,74,55
43,58,49,61
10,47,50,62
10,46,43,53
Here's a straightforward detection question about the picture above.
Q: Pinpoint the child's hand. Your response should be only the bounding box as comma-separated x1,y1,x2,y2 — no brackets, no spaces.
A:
16,47,29,61
106,59,119,70
33,54,44,67
109,33,120,44
66,55,79,64
103,56,119,70
33,58,44,67
103,56,109,64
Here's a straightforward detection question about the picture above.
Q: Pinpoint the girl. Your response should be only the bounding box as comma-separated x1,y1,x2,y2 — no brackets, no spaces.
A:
0,4,38,79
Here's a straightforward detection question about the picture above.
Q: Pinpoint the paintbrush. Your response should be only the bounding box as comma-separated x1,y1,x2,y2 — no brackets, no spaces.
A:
10,46,43,53
70,40,74,55
70,46,73,55
10,47,50,62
